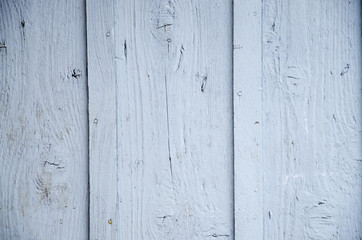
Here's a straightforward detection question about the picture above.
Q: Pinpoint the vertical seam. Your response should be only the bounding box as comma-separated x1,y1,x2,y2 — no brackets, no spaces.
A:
231,0,236,239
84,0,91,239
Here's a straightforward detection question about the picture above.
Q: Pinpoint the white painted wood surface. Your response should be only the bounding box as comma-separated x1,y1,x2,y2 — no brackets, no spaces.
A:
233,0,262,239
262,0,361,239
86,0,119,239
0,0,88,239
87,0,234,239
1,0,361,239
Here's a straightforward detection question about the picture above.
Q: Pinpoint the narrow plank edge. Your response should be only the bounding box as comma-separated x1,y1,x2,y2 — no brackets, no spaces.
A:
233,0,263,239
86,0,118,239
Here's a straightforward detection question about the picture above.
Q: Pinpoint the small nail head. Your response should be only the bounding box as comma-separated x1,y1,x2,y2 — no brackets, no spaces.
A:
108,219,112,224
94,119,98,124
106,32,111,37
237,91,242,96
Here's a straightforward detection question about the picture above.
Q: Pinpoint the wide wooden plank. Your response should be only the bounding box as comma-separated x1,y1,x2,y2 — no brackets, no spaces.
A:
86,0,118,239
233,0,263,239
0,0,88,239
263,0,361,239
88,0,234,239
117,1,233,239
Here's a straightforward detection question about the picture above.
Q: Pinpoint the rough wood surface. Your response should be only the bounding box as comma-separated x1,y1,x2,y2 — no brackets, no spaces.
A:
87,0,233,239
262,0,362,239
233,0,263,239
1,0,361,239
86,0,118,239
0,0,88,239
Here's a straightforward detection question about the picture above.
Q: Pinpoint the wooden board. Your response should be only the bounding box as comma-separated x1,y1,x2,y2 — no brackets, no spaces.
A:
86,0,118,239
262,0,362,239
233,0,263,239
87,0,234,239
0,0,89,239
1,0,361,239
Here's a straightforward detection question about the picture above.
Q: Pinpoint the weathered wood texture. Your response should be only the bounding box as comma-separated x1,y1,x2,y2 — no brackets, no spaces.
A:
263,0,361,239
86,0,118,239
233,0,262,239
87,0,233,239
0,1,88,239
1,0,361,239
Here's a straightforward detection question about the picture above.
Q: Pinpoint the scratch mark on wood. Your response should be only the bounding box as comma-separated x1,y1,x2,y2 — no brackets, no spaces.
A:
176,45,185,71
211,233,231,238
340,64,350,76
124,40,127,59
71,69,82,79
157,215,173,223
196,72,208,92
164,75,173,179
43,161,59,167
201,76,207,92
156,23,173,29
287,75,299,79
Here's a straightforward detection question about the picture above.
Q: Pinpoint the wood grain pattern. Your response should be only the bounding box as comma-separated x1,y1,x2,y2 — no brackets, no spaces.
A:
87,0,233,239
86,0,118,239
233,0,263,239
0,0,88,239
262,0,361,239
1,0,361,239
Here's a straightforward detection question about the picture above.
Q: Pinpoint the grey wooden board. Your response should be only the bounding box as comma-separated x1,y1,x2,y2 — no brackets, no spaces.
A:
0,0,89,239
86,0,118,239
262,0,362,239
1,0,361,239
233,0,263,239
87,0,234,239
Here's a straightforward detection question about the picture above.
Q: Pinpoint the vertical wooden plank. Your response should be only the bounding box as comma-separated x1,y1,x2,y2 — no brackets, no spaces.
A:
86,0,118,239
233,0,263,239
263,0,361,239
114,0,233,239
0,0,88,239
87,0,233,239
